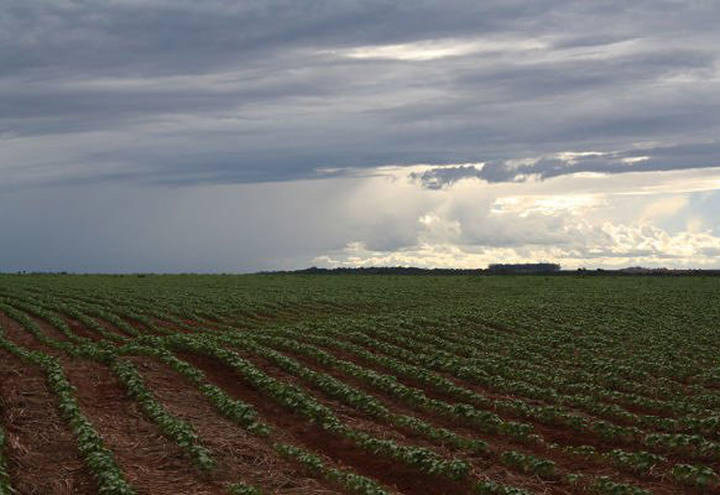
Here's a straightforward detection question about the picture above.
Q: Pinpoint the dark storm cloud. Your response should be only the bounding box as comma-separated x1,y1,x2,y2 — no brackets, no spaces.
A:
0,0,548,77
2,0,720,189
409,165,485,190
413,141,720,189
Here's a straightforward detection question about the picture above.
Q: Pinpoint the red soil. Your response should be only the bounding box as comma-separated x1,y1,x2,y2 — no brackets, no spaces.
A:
0,307,699,495
271,338,694,495
0,312,222,494
177,350,473,495
227,344,573,495
0,348,97,494
64,317,104,341
125,355,343,494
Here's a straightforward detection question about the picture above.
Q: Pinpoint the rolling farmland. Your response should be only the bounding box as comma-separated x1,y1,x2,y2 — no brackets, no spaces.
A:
1,274,719,495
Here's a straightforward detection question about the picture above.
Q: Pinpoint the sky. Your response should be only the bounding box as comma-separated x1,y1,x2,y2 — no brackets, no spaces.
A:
2,0,720,272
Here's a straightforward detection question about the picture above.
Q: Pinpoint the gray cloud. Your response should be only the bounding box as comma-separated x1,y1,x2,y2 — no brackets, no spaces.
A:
2,0,720,191
411,141,720,189
410,165,485,190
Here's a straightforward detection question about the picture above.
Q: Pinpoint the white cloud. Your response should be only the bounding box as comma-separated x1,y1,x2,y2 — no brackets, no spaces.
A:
311,165,720,269
491,194,605,217
621,156,650,164
599,223,720,259
328,37,548,61
639,195,688,220
555,151,608,164
315,224,720,269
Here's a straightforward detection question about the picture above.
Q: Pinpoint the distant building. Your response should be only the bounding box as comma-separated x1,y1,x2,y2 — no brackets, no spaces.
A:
487,263,561,274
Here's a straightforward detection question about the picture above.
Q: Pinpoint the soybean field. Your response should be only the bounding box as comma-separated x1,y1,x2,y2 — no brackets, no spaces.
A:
1,273,720,495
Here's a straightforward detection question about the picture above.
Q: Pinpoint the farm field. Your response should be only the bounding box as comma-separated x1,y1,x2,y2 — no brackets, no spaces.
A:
1,274,720,495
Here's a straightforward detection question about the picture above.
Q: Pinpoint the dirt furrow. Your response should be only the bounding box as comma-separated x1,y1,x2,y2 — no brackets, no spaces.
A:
0,311,221,495
270,337,693,495
125,354,342,494
176,349,472,495
0,348,96,494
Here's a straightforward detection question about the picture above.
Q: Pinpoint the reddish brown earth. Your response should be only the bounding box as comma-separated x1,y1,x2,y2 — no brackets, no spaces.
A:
0,348,96,495
176,350,473,495
91,316,138,339
125,355,343,494
259,335,695,495
327,333,700,440
226,343,567,495
63,358,226,495
384,329,689,420
120,316,159,336
0,313,219,494
0,305,705,495
64,316,104,341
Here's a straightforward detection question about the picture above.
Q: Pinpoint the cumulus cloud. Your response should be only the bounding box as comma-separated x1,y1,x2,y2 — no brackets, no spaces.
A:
313,167,720,270
315,216,720,270
490,194,606,217
639,196,688,221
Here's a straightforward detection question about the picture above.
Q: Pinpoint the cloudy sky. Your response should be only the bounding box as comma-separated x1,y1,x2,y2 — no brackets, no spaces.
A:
2,0,720,272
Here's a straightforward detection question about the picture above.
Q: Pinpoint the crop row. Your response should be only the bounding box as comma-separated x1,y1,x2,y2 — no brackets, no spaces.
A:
218,332,490,454
47,298,712,492
160,333,472,481
1,303,452,495
325,307,709,409
226,327,539,443
4,304,391,495
0,327,134,494
155,331,651,495
306,322,720,462
344,315,719,424
1,308,261,493
389,314,720,416
2,291,709,495
88,302,710,493
233,324,720,489
116,338,398,495
204,328,662,493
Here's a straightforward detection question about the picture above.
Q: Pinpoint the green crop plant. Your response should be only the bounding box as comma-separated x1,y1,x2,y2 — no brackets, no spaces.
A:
0,334,134,495
228,482,263,495
275,443,391,495
671,464,720,489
